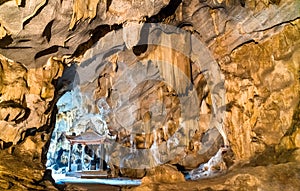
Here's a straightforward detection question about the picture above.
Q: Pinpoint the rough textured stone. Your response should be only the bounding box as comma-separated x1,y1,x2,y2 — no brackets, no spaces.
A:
127,162,300,191
0,0,170,67
141,164,185,184
0,0,299,190
0,55,63,190
222,19,300,160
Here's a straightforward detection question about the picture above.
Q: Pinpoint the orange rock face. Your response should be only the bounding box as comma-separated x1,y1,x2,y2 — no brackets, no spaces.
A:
0,0,299,190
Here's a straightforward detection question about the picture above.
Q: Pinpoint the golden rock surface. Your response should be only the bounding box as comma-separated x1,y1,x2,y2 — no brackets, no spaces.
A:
0,0,299,190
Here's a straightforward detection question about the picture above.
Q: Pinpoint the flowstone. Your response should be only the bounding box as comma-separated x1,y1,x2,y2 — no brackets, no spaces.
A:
48,23,231,180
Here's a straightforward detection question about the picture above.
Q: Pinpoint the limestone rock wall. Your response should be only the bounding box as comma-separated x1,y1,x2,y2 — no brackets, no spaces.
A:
224,20,300,160
0,55,63,190
0,0,299,190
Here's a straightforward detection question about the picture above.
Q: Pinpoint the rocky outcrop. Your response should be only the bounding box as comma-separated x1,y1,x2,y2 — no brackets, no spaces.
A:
128,162,300,191
223,19,300,161
0,0,170,67
0,0,299,190
0,55,63,190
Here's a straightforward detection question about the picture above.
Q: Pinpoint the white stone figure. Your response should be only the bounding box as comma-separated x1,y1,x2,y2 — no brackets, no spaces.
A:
189,146,229,180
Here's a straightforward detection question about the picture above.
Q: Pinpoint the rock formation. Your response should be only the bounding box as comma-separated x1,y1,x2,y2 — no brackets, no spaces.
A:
0,0,299,190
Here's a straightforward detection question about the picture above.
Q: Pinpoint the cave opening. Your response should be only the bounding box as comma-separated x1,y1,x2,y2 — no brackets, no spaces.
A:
46,87,141,186
45,23,230,187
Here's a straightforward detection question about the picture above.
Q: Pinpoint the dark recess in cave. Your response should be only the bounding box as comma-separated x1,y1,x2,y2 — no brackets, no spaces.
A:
22,0,48,29
72,24,122,58
147,0,182,23
34,45,62,60
0,35,13,48
132,23,150,56
42,20,55,43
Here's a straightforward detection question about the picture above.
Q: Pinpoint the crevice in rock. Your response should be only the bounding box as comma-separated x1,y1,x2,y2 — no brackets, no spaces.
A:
0,100,30,123
0,35,13,48
132,23,150,56
230,39,257,53
146,0,182,23
106,0,112,11
42,20,54,43
17,127,37,144
0,140,13,150
251,17,300,33
17,39,30,43
19,0,26,7
72,24,122,58
22,0,48,29
14,107,30,124
34,45,64,60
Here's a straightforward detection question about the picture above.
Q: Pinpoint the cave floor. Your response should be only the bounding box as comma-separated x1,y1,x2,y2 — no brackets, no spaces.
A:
64,183,123,191
55,161,300,191
55,174,140,191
